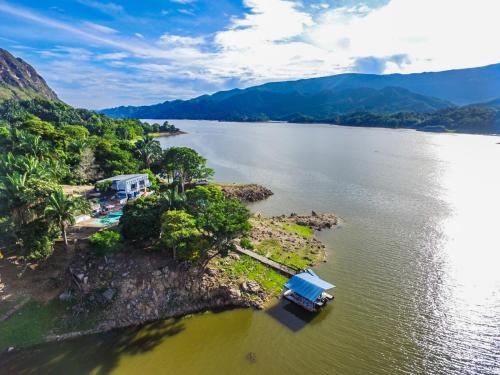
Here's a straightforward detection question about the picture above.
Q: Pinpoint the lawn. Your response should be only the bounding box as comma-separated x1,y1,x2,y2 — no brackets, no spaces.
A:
0,300,66,350
215,255,287,296
281,223,314,238
255,239,315,270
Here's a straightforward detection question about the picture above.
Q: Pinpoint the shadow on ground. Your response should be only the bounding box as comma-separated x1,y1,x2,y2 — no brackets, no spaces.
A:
0,317,185,375
266,299,332,332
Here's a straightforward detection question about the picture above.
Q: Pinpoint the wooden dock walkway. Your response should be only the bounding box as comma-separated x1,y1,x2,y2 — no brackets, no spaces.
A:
234,245,298,277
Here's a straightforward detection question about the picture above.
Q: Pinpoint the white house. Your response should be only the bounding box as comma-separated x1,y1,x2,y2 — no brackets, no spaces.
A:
98,174,151,197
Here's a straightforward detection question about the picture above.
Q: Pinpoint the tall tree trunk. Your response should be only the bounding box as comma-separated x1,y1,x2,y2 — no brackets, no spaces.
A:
180,176,185,193
62,224,68,249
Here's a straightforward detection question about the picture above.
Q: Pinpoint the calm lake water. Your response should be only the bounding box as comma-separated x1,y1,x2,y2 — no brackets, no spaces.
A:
2,121,500,374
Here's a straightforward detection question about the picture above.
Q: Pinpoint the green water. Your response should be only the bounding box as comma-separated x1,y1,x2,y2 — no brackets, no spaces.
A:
2,121,499,374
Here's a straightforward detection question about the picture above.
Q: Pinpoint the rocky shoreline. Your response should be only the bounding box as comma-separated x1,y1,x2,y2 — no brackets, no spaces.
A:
58,248,256,338
45,210,337,342
219,183,274,203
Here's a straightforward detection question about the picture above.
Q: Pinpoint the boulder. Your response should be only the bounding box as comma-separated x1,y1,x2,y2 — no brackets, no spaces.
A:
102,288,115,301
241,281,261,293
228,287,241,299
59,291,72,301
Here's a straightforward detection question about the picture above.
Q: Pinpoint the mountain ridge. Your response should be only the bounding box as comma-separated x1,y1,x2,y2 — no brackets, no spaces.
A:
101,63,500,120
0,48,59,102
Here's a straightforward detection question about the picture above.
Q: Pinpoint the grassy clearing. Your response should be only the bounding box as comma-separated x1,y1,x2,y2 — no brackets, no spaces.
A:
215,255,287,296
281,223,314,238
256,239,315,270
0,298,99,351
0,300,18,317
0,300,66,350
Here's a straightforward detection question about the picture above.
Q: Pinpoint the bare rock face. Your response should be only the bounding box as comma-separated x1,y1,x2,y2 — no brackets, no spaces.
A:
67,249,261,332
286,212,338,231
0,48,59,101
219,184,273,203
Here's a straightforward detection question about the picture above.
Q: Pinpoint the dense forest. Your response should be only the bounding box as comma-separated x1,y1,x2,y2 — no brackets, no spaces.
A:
286,105,500,134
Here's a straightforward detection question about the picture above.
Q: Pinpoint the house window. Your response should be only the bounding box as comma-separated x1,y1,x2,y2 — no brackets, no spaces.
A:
130,183,137,190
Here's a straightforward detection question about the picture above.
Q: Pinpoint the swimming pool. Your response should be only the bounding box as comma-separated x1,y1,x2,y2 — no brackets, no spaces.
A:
95,211,123,226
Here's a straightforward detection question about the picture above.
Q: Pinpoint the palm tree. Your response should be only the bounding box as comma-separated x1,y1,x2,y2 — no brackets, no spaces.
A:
14,130,49,159
44,189,90,249
161,187,186,211
0,172,29,225
135,135,162,168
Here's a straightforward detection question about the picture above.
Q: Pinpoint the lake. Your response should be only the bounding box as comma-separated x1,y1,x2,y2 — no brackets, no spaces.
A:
2,121,500,374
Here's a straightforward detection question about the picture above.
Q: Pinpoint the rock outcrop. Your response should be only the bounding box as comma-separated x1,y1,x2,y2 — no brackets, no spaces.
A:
219,184,273,203
65,248,259,332
0,48,59,101
286,211,338,231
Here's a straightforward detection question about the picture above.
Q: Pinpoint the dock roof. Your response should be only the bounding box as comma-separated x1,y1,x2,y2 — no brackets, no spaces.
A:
284,269,335,302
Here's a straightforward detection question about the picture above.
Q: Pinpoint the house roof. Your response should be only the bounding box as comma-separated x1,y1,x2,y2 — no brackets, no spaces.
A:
284,269,335,302
98,174,148,183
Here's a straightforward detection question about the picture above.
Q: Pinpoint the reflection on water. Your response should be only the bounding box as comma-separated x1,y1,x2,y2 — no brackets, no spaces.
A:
1,122,499,374
266,299,333,332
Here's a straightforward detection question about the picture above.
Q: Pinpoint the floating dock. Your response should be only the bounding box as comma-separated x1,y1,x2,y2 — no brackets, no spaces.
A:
283,269,335,312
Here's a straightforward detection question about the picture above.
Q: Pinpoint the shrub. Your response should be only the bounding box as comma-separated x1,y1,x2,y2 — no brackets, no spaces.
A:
20,219,58,260
239,238,254,250
141,168,159,191
95,180,112,192
88,230,122,256
120,195,163,242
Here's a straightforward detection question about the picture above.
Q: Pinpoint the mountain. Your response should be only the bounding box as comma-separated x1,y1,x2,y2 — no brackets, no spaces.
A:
102,63,500,120
482,97,500,109
102,86,454,121
0,48,59,101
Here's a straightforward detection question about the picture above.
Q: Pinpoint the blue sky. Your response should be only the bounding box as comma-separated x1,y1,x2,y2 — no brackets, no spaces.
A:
0,0,499,109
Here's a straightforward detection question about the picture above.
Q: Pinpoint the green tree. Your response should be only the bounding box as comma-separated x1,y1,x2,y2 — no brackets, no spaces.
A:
141,168,159,191
195,198,251,265
0,172,30,226
120,195,164,242
161,187,186,211
185,185,224,216
135,135,162,169
161,147,214,192
44,189,90,249
160,210,201,260
88,230,123,256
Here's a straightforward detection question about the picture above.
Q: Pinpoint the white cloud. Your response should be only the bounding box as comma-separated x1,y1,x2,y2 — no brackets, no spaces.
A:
95,52,128,61
209,0,338,83
308,0,500,73
135,33,144,39
83,21,118,34
170,0,196,4
158,34,205,46
77,0,123,15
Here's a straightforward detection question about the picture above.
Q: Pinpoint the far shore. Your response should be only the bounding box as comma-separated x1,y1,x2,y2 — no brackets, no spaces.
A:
148,130,186,137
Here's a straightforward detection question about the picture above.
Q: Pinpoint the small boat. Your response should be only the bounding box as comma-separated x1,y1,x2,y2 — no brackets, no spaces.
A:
283,269,335,312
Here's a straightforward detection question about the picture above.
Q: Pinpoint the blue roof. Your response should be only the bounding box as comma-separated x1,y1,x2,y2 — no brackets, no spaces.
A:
284,269,335,302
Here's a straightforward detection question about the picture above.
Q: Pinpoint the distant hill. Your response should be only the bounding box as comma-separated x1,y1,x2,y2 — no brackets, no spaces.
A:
482,97,500,109
0,48,59,101
102,86,454,120
101,63,500,121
